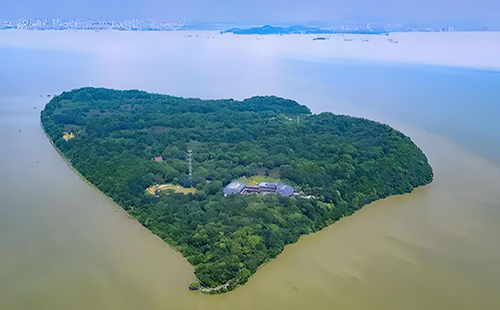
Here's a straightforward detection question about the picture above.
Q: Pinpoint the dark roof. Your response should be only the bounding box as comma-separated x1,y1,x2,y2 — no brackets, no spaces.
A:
223,181,246,195
276,183,294,197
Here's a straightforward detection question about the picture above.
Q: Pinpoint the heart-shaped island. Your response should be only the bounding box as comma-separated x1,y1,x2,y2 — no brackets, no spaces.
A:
41,87,433,293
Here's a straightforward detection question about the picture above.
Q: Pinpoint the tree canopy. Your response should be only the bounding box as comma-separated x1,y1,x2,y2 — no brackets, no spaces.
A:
41,87,433,293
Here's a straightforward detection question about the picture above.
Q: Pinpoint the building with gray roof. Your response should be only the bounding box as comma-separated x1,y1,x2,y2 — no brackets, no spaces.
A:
224,181,294,197
276,183,295,197
223,181,247,196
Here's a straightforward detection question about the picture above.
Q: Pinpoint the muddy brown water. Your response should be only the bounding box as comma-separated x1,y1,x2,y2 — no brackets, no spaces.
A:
1,31,499,309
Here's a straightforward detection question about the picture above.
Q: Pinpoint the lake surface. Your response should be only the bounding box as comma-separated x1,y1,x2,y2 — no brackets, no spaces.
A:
0,31,499,310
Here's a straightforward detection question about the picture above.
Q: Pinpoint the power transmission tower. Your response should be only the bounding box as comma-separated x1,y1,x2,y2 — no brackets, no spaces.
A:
188,150,193,184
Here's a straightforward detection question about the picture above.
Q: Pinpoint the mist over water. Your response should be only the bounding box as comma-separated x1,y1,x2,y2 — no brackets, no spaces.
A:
0,30,499,310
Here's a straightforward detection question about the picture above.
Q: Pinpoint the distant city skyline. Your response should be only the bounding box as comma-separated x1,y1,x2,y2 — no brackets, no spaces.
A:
0,17,461,33
1,0,499,30
0,17,185,31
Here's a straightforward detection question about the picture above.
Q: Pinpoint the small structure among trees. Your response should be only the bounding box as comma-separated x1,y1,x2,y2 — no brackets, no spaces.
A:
62,132,74,141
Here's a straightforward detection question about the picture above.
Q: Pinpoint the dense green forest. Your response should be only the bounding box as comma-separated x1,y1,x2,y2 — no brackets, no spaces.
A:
41,88,433,293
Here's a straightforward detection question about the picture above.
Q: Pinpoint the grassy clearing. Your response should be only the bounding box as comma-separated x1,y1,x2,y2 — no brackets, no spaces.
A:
159,184,197,194
238,175,280,186
147,184,197,195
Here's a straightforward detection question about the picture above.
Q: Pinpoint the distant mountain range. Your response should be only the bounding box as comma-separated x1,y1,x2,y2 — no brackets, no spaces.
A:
221,25,386,35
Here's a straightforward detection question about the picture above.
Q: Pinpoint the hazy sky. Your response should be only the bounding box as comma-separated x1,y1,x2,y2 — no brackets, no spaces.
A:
2,0,499,27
